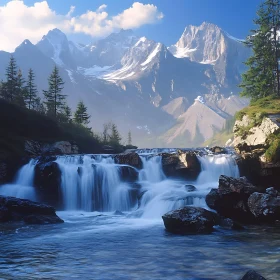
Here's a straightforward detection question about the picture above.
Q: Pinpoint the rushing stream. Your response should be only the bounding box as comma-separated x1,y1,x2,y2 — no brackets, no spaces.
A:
0,150,279,279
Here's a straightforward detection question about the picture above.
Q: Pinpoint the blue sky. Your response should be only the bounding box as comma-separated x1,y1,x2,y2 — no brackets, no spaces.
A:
0,0,262,51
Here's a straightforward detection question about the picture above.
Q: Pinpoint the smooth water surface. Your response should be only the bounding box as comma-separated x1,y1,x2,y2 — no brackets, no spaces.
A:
1,212,280,280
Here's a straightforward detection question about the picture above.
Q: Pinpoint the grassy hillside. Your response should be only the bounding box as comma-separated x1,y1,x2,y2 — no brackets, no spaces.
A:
0,99,103,159
235,96,280,121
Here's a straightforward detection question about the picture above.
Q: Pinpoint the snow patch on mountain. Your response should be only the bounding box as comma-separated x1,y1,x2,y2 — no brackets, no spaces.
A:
78,65,114,78
141,43,162,66
66,69,77,84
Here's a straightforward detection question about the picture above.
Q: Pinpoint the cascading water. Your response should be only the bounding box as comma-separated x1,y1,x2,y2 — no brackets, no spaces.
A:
56,155,134,212
0,159,37,200
137,153,240,219
54,151,240,218
2,151,240,219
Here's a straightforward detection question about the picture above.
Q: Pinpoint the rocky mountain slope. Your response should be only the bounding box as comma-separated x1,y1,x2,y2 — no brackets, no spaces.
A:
0,23,250,147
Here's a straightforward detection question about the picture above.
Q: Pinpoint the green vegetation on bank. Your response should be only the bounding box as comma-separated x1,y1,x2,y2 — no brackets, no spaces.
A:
0,57,135,158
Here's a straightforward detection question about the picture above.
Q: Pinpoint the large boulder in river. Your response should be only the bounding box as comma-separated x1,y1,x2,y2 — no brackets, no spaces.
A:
162,206,219,234
247,191,280,223
114,152,142,169
206,175,258,222
0,195,64,224
34,157,62,208
240,270,266,280
161,151,201,179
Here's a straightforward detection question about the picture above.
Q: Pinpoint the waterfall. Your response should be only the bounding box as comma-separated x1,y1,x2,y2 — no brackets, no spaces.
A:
138,155,166,183
56,155,135,211
138,153,239,219
0,159,37,200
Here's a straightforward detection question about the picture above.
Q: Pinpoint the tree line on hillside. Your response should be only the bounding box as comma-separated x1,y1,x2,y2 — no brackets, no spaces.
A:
240,0,280,100
0,56,134,149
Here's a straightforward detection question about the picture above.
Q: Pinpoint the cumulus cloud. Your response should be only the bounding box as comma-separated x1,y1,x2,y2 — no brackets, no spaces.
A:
0,1,164,52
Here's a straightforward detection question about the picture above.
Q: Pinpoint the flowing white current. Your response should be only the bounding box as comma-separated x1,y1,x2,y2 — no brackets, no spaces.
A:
0,159,37,200
0,151,240,219
55,152,239,218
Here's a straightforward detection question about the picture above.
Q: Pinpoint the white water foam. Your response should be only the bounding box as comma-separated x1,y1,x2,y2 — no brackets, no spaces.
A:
56,155,134,212
0,159,37,200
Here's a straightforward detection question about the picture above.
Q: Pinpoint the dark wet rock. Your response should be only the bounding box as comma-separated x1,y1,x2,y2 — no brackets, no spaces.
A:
161,151,201,180
218,217,244,230
0,195,64,224
162,206,219,234
218,175,258,195
114,152,142,169
209,146,227,154
25,140,79,156
206,176,258,222
0,161,8,184
265,187,278,197
185,185,197,192
240,270,266,280
119,166,138,182
248,192,280,223
34,158,62,208
113,210,125,216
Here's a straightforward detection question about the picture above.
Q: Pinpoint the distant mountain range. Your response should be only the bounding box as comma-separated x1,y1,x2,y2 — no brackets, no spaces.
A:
0,22,250,147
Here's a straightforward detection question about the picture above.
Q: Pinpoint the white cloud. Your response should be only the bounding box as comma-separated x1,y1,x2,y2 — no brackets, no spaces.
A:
0,1,164,52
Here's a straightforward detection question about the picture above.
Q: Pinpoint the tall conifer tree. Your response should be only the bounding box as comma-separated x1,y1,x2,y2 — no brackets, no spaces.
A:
43,66,66,118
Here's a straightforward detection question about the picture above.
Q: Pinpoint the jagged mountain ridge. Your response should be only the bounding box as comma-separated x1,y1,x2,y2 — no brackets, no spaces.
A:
0,23,250,147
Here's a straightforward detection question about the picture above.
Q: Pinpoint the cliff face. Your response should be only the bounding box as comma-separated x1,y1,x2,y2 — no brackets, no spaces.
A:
232,114,280,188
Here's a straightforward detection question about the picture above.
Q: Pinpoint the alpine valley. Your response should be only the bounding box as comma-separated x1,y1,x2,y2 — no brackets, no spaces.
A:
0,22,250,147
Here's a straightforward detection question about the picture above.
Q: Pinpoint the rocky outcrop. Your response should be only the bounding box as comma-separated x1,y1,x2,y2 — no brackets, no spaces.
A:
25,140,79,156
233,115,279,147
114,152,142,169
232,114,280,188
248,191,280,223
162,206,219,234
161,151,201,179
206,175,258,222
240,270,267,280
0,195,64,224
206,175,280,224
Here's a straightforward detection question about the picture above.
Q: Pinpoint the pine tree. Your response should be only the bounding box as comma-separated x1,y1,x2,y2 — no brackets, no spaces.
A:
43,66,66,118
127,130,132,146
62,105,72,123
4,56,18,103
74,101,90,126
15,68,27,107
25,68,38,109
109,123,122,146
240,1,280,99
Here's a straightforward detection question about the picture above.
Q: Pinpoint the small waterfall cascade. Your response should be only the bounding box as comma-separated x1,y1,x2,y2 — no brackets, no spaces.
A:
1,151,241,219
139,155,166,183
196,154,240,184
0,159,37,200
56,155,134,211
138,153,240,219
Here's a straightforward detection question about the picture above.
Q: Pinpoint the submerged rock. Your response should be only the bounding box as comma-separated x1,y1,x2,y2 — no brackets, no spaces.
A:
218,217,244,230
185,185,197,192
0,195,64,224
240,270,266,280
162,206,218,234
